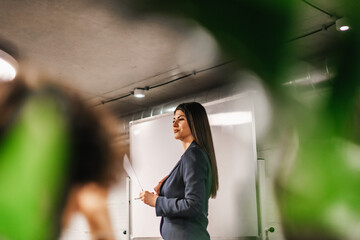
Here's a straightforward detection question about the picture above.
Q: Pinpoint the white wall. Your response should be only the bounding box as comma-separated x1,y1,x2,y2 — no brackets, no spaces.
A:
257,148,286,240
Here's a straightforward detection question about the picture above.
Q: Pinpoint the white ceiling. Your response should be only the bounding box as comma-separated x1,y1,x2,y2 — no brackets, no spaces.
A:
0,0,346,116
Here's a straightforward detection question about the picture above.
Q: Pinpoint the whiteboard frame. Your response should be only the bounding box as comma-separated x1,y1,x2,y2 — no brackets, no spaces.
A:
128,92,261,239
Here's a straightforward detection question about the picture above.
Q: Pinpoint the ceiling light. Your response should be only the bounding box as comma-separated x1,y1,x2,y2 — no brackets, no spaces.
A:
336,18,350,32
133,88,146,98
0,49,18,81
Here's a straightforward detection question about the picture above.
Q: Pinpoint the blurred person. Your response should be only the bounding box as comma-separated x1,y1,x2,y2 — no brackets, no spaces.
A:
0,72,124,240
140,102,218,240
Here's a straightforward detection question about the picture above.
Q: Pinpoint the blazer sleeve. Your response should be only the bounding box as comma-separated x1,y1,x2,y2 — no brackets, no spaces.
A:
155,147,209,218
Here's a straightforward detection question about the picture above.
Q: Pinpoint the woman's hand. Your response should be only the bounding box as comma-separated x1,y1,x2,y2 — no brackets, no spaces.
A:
153,175,167,195
62,183,115,239
139,191,158,207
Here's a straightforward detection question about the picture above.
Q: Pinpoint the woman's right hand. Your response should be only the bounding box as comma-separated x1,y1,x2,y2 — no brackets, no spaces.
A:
139,191,158,207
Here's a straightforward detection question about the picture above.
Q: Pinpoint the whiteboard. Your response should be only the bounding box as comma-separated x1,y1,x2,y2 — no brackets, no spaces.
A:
129,92,259,239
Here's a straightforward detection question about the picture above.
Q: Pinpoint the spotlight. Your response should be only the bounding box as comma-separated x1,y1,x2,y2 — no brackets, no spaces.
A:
336,18,350,31
133,88,146,98
0,49,18,81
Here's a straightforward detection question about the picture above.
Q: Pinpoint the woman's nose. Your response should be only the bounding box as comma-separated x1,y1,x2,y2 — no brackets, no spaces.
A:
173,120,178,126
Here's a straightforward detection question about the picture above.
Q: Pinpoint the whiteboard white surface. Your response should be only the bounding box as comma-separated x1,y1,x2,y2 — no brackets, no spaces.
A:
129,93,259,239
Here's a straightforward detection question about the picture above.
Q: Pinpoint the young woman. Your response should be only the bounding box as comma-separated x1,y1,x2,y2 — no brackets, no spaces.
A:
140,102,219,240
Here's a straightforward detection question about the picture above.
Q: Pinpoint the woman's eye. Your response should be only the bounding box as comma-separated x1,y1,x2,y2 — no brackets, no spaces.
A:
173,118,184,123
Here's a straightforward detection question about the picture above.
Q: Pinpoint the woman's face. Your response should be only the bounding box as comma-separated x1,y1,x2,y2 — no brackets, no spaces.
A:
173,110,193,142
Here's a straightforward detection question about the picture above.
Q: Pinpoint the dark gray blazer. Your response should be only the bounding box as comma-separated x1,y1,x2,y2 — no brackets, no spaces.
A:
155,141,212,240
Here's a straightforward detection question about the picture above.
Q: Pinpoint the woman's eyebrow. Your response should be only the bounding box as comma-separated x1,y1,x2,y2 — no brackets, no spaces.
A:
173,115,185,119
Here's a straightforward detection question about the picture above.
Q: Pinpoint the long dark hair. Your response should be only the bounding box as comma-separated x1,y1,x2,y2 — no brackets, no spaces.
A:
175,102,218,198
